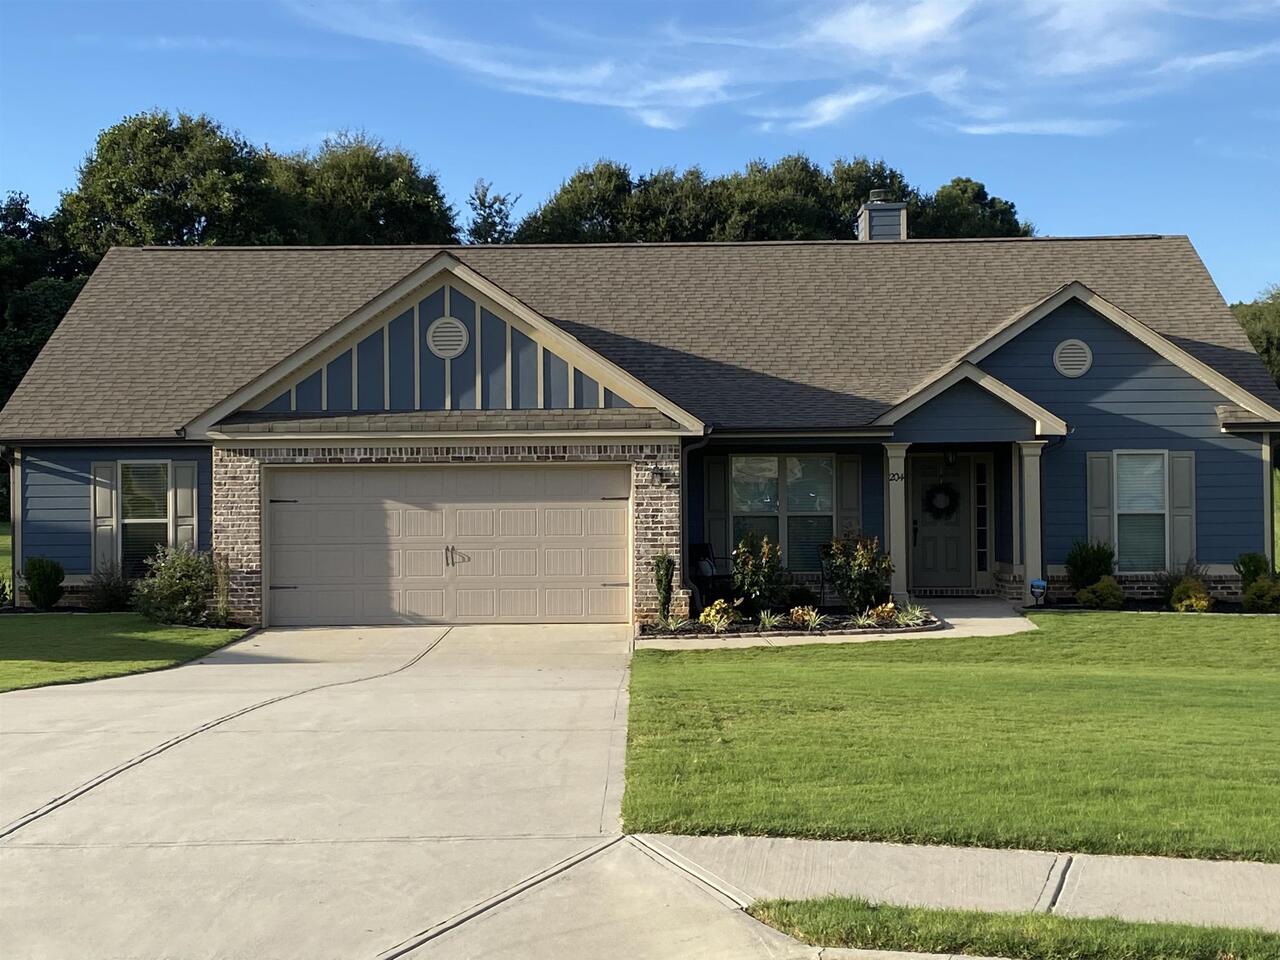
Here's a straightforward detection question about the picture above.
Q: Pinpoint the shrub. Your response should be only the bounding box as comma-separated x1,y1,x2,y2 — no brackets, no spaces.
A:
732,532,783,612
756,609,784,631
1076,575,1125,610
1242,575,1280,613
1155,559,1208,609
820,535,893,613
1234,552,1271,591
895,602,931,627
132,546,216,626
1064,540,1114,592
851,610,878,629
652,553,675,622
788,605,829,632
85,564,132,613
1171,576,1213,613
212,553,232,627
698,598,742,634
867,600,898,625
0,575,10,607
655,614,692,633
22,557,64,611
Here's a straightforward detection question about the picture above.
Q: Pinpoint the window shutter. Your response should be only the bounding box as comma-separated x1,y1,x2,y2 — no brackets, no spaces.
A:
1086,452,1113,545
1168,451,1196,567
91,462,117,573
836,455,862,536
173,461,199,549
703,456,731,573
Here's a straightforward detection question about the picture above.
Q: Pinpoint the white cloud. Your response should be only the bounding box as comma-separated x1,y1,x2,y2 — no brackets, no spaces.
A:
954,118,1125,136
1153,39,1280,72
779,85,898,130
809,0,974,56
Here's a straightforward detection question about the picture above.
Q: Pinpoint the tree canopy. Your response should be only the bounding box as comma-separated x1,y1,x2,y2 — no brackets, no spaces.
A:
1232,284,1280,387
513,156,1033,243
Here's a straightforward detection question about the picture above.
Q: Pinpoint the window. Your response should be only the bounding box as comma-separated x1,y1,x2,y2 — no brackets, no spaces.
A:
120,462,170,578
731,455,834,571
1115,452,1166,571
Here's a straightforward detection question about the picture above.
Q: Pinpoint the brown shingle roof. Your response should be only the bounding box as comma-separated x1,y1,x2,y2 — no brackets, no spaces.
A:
1,236,1275,441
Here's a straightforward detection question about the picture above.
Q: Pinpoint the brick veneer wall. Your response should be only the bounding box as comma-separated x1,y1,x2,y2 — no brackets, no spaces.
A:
212,442,689,626
1047,572,1243,603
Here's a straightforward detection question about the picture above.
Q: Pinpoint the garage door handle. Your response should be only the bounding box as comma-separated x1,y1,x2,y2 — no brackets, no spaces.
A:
599,496,628,501
269,498,298,503
269,585,298,591
601,582,628,587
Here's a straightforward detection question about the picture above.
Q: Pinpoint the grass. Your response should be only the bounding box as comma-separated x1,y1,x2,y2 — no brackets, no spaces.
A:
749,897,1280,960
0,613,243,693
1,519,11,587
623,612,1280,861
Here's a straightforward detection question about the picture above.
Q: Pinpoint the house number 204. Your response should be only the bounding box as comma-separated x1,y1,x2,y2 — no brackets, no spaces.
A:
888,471,906,482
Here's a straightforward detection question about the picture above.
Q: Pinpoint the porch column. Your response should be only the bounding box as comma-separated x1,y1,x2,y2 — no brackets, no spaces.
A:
884,442,911,597
1018,440,1047,605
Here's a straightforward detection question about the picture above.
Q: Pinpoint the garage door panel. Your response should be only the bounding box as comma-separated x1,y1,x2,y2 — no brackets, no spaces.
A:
544,508,584,537
267,465,631,625
498,548,538,577
405,549,445,578
405,509,444,538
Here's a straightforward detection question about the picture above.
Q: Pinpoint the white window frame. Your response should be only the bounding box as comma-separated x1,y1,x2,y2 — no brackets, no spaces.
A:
729,453,836,572
1112,449,1169,573
117,459,175,573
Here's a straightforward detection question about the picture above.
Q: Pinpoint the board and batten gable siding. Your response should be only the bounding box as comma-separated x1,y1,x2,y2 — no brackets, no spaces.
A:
891,378,1038,444
978,300,1265,564
19,446,213,574
252,280,634,416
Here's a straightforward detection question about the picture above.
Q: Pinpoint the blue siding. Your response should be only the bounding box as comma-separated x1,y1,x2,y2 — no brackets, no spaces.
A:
511,328,538,409
295,370,322,410
574,370,600,408
893,379,1036,443
481,308,507,410
980,301,1265,563
543,351,569,409
450,288,477,410
356,328,384,411
860,451,885,543
994,444,1014,564
387,310,415,410
326,351,353,412
419,289,446,410
261,390,291,413
21,446,213,575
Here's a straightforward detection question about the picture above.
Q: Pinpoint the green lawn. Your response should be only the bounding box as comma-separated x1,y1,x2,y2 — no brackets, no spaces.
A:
623,612,1280,861
1,519,11,586
0,613,243,693
750,897,1280,960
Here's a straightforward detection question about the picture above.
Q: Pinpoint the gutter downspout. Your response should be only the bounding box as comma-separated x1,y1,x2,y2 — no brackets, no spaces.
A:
679,426,714,614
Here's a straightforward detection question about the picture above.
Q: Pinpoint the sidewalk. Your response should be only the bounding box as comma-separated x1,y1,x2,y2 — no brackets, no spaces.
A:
640,834,1280,933
635,598,1036,651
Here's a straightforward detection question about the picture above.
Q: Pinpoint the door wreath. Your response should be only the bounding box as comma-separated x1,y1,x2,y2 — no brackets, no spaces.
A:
922,482,960,521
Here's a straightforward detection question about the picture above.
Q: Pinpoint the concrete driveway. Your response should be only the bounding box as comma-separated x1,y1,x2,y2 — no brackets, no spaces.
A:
0,625,805,960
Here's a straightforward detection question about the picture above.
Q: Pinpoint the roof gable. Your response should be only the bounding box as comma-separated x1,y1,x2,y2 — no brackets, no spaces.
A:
874,362,1067,436
186,253,702,436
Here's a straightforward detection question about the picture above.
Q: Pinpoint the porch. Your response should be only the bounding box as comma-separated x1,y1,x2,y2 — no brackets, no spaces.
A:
685,439,1046,608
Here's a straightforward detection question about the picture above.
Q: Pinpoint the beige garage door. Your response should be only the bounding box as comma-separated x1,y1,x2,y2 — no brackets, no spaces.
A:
266,465,631,625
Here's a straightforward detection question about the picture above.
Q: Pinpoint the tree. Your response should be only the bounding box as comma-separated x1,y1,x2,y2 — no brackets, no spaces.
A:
58,111,287,257
0,276,86,402
912,177,1032,239
272,132,457,245
465,179,518,244
714,154,843,241
515,160,635,243
1233,283,1280,387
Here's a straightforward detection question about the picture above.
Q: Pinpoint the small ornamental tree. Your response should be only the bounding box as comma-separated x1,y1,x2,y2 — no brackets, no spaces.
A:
652,553,675,622
820,535,893,613
732,531,783,612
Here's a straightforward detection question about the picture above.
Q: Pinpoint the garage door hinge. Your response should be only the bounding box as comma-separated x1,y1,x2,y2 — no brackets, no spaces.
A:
268,498,298,503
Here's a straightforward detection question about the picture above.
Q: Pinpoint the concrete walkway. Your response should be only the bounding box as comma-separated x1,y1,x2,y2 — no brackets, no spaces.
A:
635,597,1036,651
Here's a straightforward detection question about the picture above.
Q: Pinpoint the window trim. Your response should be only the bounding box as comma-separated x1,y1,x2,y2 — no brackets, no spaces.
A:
729,453,836,571
117,459,175,574
1112,449,1169,573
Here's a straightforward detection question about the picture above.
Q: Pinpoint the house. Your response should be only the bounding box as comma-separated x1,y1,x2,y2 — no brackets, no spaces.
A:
2,198,1277,625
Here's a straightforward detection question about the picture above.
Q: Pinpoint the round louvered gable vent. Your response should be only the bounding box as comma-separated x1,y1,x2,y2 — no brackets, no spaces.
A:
426,316,469,359
1053,338,1093,378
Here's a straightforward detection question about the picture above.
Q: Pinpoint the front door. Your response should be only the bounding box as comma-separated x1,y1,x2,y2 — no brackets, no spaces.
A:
910,456,973,590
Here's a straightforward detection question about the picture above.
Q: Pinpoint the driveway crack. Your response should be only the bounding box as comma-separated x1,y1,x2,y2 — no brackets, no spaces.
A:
0,628,452,841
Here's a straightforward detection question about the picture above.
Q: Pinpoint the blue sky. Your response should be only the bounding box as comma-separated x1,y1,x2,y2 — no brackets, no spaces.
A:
1,0,1277,300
